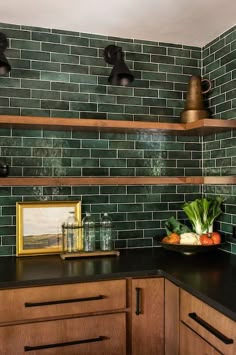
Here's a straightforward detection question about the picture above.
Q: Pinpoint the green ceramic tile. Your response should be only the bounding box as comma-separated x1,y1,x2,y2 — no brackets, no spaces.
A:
176,57,198,67
128,239,153,248
61,35,89,46
80,84,106,94
117,96,141,105
72,158,99,167
63,148,89,158
10,98,40,108
110,168,135,176
81,194,108,204
41,71,69,82
32,90,60,100
21,79,50,90
100,159,126,168
159,64,182,74
82,167,108,176
1,147,31,156
0,246,14,256
80,56,105,67
21,109,50,117
72,186,99,195
134,62,159,72
119,150,143,158
89,66,111,77
32,61,60,72
0,187,12,196
150,81,174,90
32,147,62,157
41,100,69,110
143,45,166,55
61,64,89,75
116,42,142,52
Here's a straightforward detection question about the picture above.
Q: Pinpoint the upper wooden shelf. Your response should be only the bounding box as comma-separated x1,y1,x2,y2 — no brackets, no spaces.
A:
0,115,235,135
0,176,235,186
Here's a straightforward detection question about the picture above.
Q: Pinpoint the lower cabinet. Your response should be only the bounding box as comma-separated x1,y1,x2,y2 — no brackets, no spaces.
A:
129,277,164,355
0,279,127,355
0,313,126,355
180,322,221,355
164,279,180,355
180,289,236,355
0,276,235,355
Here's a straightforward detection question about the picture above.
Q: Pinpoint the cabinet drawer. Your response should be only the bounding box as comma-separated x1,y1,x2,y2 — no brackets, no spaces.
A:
180,289,236,355
180,322,221,355
0,279,126,323
0,313,126,355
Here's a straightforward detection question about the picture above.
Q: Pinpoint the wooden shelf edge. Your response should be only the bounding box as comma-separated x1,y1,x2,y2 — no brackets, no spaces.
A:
0,115,235,135
203,176,236,184
0,176,235,186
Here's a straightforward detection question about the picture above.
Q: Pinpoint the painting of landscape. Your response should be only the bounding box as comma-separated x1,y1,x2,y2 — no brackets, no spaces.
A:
16,201,81,256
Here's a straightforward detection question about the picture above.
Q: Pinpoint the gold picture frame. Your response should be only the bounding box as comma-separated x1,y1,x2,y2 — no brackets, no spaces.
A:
16,201,81,256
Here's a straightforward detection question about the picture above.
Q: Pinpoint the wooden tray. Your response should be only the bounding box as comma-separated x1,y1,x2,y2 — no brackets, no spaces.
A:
60,250,120,259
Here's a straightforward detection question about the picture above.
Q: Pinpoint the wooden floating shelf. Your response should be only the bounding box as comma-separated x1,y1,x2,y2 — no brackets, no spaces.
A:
0,115,235,135
0,176,235,186
60,250,120,260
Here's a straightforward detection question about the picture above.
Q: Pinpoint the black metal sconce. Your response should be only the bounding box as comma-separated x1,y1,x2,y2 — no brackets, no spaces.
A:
104,45,134,86
0,32,11,75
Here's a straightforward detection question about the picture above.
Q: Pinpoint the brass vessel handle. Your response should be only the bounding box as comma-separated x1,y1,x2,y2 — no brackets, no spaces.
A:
201,78,212,94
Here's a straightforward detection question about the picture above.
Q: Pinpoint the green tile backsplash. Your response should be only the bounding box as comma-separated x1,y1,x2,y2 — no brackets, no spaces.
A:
0,22,235,255
202,25,236,253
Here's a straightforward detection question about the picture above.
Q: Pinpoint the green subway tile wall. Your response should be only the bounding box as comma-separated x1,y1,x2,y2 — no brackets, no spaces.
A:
0,22,235,255
202,25,236,253
0,22,201,121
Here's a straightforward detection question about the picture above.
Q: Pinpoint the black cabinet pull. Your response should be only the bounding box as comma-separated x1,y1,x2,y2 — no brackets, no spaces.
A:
24,336,107,351
25,295,105,308
188,312,233,345
135,287,142,315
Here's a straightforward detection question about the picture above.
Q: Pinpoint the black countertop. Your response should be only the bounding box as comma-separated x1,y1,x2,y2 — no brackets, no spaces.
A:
0,247,236,321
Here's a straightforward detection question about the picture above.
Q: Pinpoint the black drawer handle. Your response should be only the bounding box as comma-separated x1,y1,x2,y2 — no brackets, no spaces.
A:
24,336,107,351
135,287,142,315
25,295,105,308
188,312,233,345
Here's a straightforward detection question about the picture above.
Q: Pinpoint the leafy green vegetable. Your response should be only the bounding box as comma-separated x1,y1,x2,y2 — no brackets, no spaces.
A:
182,196,224,235
165,216,191,236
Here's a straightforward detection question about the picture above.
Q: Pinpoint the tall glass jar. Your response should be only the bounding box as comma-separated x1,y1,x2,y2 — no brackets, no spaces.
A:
100,213,113,251
82,212,96,252
62,211,79,253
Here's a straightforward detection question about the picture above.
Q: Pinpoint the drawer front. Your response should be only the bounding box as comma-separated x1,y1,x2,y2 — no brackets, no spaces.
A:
180,322,221,355
0,313,126,355
0,279,126,323
180,289,236,355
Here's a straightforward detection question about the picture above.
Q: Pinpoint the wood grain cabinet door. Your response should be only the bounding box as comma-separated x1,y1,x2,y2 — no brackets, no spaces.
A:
164,279,180,355
180,322,221,355
180,289,236,355
0,313,126,355
0,279,126,323
130,277,164,355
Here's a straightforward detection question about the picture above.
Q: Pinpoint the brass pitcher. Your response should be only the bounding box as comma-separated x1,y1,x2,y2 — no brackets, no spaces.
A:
181,75,212,123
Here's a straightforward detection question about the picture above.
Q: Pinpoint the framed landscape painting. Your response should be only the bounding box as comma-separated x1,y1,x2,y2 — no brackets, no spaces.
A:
16,200,81,256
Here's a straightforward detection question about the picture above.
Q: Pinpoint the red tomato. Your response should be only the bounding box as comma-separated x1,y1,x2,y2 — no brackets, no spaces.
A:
200,234,214,245
211,232,221,245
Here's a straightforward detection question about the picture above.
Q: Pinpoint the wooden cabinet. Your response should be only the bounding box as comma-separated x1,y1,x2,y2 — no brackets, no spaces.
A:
180,289,236,355
164,279,180,355
0,279,127,355
0,279,126,323
0,275,235,354
180,322,221,355
0,313,126,355
128,277,164,355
